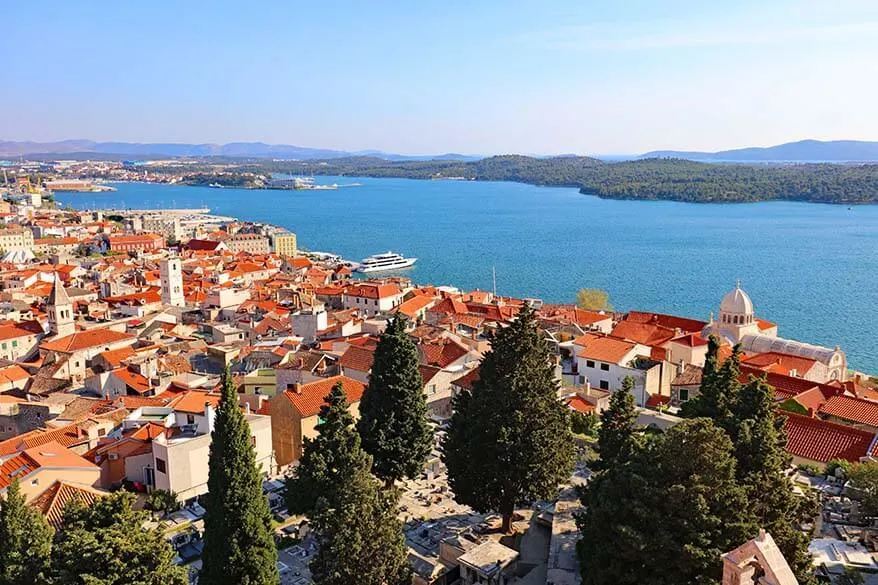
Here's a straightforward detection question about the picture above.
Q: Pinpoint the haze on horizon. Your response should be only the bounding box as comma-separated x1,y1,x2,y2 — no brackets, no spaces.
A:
4,0,878,156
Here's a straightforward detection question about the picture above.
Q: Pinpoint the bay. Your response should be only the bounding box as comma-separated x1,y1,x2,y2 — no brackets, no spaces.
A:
58,176,878,373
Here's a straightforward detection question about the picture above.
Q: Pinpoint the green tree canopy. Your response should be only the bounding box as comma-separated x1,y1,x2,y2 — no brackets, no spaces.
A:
680,337,742,432
593,376,639,470
443,304,574,532
728,376,818,585
286,382,372,515
847,462,878,516
201,366,278,585
358,315,433,487
575,288,613,311
51,490,185,585
309,461,411,585
578,418,758,585
0,479,53,585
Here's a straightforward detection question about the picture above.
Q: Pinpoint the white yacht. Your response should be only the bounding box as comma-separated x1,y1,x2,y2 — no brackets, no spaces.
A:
357,252,417,273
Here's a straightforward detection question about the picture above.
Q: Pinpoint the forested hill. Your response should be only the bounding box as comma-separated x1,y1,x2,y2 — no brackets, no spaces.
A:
264,156,878,203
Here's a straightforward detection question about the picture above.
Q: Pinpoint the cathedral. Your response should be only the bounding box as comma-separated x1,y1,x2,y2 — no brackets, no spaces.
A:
702,282,847,382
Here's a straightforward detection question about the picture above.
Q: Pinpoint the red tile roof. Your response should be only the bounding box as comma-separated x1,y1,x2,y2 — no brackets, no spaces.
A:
168,390,221,414
283,375,365,418
0,320,43,341
667,333,709,348
345,283,402,300
112,368,152,394
339,345,375,373
452,367,480,391
0,424,84,457
29,480,106,528
743,352,820,378
394,294,435,318
783,412,877,463
611,321,677,347
624,311,706,334
819,395,878,428
40,328,136,353
567,395,595,414
420,338,469,368
574,333,637,364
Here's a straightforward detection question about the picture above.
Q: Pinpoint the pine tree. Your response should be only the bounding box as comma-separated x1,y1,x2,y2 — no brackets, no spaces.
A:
201,366,278,585
593,376,638,470
310,467,411,585
731,376,818,585
0,479,53,585
358,314,433,487
286,382,371,515
51,490,185,585
443,304,574,532
578,419,758,585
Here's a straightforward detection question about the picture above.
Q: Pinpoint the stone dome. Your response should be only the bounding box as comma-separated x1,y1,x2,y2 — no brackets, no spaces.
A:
720,283,754,317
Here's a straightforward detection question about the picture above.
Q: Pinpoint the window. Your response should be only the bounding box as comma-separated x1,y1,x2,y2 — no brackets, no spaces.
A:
98,428,106,437
155,458,167,474
1,343,5,350
11,340,16,348
251,436,257,448
586,360,595,368
599,380,609,390
599,363,610,371
31,479,39,486
187,414,195,425
679,388,689,402
429,384,437,395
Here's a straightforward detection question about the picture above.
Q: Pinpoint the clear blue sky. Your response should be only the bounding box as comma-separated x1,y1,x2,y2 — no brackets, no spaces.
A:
4,0,878,155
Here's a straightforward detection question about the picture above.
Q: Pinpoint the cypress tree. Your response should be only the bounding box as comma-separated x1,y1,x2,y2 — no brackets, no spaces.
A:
286,382,371,515
443,304,574,532
731,376,818,585
680,338,742,432
51,490,185,585
310,463,411,585
358,314,433,487
0,479,53,585
593,376,639,470
201,366,278,585
294,383,411,585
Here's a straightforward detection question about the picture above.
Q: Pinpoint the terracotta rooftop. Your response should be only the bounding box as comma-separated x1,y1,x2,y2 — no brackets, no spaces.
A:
29,480,106,528
611,320,677,347
818,395,878,428
339,345,375,373
282,375,365,418
40,327,136,353
783,412,877,463
574,333,637,364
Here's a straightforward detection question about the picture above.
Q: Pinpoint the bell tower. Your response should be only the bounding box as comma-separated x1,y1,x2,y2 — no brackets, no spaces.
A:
48,278,75,338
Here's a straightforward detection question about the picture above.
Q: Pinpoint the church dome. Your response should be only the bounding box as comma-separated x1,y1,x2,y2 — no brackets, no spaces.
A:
720,283,754,316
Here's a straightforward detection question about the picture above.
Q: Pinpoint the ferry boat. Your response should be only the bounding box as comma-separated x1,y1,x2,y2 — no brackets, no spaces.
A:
357,252,417,273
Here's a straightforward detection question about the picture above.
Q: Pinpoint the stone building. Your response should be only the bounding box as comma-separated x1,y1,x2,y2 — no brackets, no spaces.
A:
702,283,847,382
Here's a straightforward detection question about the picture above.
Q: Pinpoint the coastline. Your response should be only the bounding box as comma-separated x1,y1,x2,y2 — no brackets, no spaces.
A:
105,176,877,206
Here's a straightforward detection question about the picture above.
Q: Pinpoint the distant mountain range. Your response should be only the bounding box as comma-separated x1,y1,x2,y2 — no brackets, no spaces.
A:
641,140,878,162
0,139,480,162
3,138,878,163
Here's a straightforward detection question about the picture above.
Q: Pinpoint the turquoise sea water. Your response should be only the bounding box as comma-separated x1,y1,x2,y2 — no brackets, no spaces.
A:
59,177,878,373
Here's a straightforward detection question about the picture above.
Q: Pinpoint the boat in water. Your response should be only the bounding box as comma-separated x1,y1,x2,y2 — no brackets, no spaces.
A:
357,251,417,273
208,182,224,188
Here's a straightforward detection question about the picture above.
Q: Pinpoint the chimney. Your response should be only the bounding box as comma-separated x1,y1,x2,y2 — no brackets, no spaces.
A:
291,383,302,394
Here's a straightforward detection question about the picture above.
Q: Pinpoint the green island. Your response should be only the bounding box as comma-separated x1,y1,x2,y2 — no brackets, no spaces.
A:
233,155,878,204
